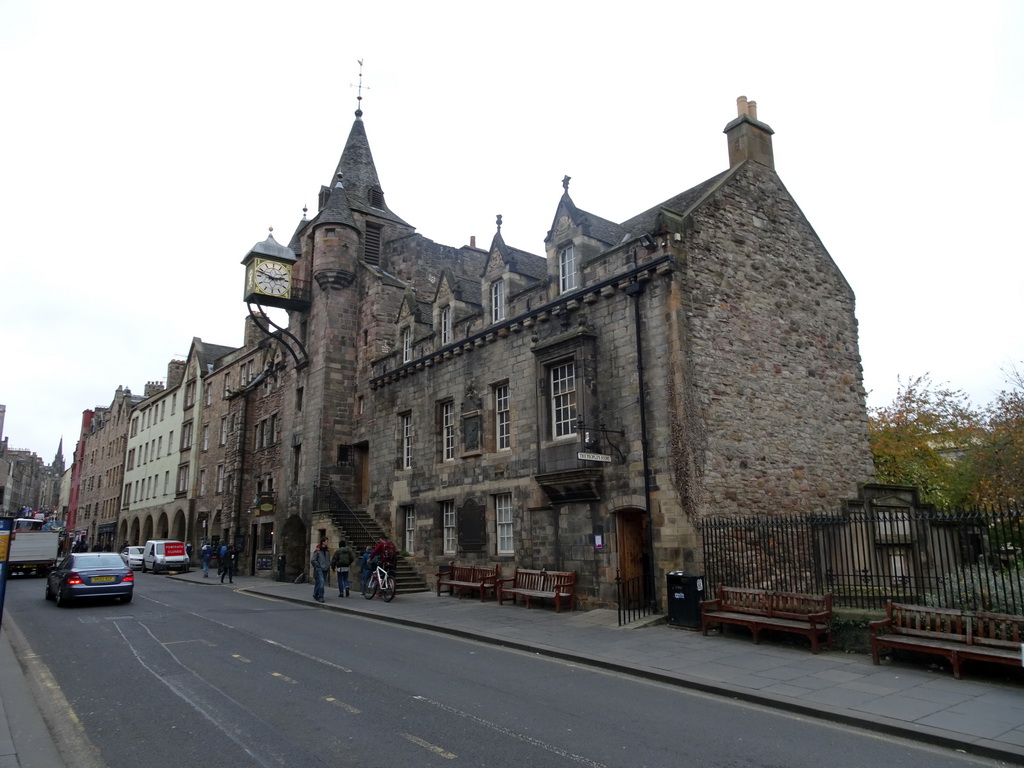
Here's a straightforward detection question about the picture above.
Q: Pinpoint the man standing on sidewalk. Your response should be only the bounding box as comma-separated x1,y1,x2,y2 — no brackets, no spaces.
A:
310,537,330,603
331,539,355,597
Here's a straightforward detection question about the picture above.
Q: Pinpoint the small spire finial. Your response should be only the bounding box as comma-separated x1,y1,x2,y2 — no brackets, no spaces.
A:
496,214,502,232
562,175,571,192
354,59,367,118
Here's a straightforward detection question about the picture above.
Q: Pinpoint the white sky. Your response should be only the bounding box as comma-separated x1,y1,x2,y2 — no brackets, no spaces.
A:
2,1,1022,460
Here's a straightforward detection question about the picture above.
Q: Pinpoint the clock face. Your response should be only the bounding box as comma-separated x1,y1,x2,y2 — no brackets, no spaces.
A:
254,260,291,297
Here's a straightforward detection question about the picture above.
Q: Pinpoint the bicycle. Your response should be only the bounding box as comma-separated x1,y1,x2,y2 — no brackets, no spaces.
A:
362,562,396,602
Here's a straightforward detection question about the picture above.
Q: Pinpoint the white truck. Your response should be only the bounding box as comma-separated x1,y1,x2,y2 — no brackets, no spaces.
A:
6,518,61,576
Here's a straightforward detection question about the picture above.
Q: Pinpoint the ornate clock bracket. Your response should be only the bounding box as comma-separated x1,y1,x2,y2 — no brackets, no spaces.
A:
247,302,309,369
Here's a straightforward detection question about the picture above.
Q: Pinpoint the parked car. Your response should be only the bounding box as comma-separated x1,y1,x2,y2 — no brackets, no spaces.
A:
142,539,190,573
45,553,134,606
120,546,144,569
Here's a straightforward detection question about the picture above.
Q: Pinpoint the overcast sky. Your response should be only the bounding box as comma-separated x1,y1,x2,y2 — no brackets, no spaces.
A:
2,1,1022,461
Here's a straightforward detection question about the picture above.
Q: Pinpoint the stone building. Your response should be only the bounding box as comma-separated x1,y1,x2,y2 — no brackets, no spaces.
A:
119,361,185,546
73,386,141,548
241,96,873,606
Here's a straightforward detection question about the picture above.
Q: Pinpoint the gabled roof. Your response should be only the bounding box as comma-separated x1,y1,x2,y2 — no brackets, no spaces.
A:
618,168,736,237
186,337,239,377
545,191,627,247
486,228,546,281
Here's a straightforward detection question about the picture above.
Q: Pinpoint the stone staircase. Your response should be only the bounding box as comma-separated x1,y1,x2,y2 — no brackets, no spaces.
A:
322,500,429,595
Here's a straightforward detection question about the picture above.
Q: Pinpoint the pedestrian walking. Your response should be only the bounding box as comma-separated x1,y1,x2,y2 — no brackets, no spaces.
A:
185,541,193,563
310,537,330,602
220,545,236,584
200,541,212,578
331,539,355,597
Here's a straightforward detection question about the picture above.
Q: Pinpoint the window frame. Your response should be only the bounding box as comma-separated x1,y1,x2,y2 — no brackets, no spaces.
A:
440,305,453,346
441,401,456,462
441,500,456,555
494,383,510,451
495,493,513,555
549,360,578,440
491,279,505,323
558,244,578,294
400,412,413,470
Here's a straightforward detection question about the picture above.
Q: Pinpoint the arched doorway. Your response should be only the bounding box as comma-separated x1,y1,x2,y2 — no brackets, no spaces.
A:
171,509,187,541
156,512,169,539
130,517,141,545
142,515,154,543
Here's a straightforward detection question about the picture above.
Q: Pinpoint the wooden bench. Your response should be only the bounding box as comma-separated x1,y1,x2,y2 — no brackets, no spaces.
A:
435,562,500,601
498,568,577,612
870,602,1024,679
700,586,833,653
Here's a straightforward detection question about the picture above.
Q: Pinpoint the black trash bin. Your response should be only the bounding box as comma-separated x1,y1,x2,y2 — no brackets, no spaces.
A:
666,572,705,628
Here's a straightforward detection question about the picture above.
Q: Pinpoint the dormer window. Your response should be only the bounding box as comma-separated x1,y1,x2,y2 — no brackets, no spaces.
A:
401,327,412,363
491,279,505,323
440,305,452,346
558,244,577,294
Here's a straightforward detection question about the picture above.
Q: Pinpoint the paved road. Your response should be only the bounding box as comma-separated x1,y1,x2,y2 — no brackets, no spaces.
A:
3,574,1013,768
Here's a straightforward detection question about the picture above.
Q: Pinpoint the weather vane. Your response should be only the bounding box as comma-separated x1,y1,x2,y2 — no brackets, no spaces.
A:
353,59,369,117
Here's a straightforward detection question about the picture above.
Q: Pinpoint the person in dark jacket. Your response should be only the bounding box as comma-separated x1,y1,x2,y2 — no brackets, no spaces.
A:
220,545,236,584
310,537,330,602
359,546,373,590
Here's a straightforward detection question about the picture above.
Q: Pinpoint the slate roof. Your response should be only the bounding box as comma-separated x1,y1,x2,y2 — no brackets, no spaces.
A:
618,168,735,236
330,116,410,228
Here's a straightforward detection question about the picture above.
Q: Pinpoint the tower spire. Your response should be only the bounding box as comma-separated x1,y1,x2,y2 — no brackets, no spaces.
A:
355,59,366,118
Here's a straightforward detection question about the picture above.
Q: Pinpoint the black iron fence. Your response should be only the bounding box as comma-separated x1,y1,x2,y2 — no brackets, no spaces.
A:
312,483,377,551
701,504,1024,613
615,570,655,626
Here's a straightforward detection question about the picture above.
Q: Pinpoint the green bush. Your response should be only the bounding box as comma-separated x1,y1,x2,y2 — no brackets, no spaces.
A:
923,565,1024,613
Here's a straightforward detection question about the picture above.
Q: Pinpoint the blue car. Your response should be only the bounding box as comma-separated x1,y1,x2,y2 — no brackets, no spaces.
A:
45,553,135,606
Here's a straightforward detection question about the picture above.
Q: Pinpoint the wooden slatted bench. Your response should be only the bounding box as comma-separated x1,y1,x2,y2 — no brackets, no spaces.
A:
870,602,1024,679
498,568,577,613
435,562,501,601
700,586,833,654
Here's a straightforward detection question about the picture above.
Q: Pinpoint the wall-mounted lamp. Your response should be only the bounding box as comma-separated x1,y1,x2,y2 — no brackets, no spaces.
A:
638,234,656,250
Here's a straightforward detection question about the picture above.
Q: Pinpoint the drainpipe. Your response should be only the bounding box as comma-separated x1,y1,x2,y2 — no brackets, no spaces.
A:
623,277,658,612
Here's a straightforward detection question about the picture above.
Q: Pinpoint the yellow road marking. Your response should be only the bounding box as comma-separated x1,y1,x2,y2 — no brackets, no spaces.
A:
401,733,456,759
271,672,297,684
237,589,282,602
323,696,361,714
232,654,252,663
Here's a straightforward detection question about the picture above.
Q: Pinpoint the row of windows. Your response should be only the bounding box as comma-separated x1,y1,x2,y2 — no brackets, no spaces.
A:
399,245,578,363
126,431,174,470
131,394,177,437
122,471,171,506
415,493,514,556
397,364,576,469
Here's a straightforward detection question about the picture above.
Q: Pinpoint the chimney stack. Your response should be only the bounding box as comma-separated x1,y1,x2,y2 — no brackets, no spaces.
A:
724,95,775,169
166,360,186,389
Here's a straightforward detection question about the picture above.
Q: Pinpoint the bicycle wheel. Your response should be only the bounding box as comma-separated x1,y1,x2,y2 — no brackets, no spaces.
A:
381,574,396,602
362,575,378,599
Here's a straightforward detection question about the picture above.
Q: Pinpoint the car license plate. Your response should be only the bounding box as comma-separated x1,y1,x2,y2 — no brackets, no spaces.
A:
91,576,115,583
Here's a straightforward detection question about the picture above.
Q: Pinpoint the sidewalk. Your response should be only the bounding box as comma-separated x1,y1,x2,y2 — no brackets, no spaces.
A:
3,572,1024,766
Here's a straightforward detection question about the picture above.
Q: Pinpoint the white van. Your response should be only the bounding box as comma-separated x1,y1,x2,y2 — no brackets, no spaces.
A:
142,539,190,573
